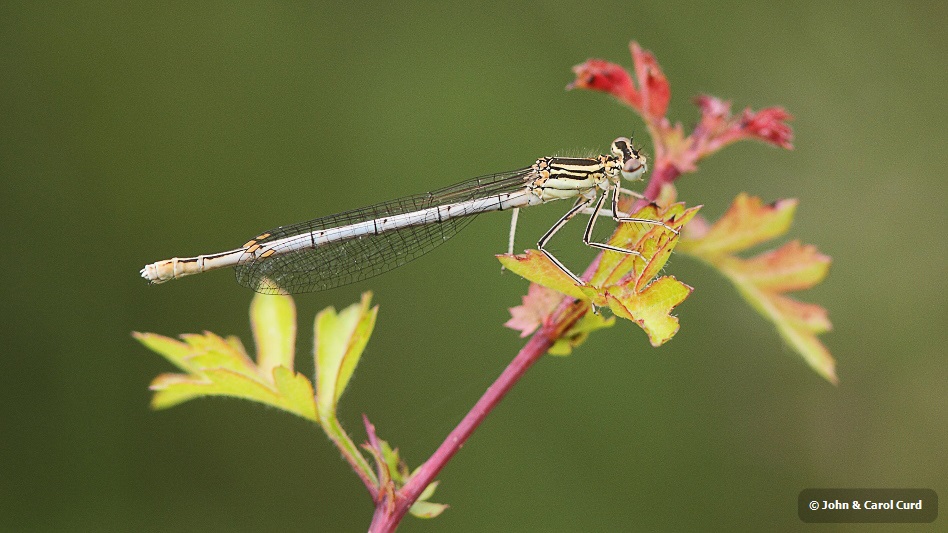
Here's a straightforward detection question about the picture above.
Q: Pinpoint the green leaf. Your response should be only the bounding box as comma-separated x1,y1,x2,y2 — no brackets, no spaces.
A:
501,202,700,347
360,439,393,500
677,193,796,257
409,500,449,519
314,292,378,421
497,250,587,300
134,292,318,421
250,289,296,379
417,480,440,502
679,195,835,383
602,276,693,346
548,311,616,355
134,332,193,371
358,418,448,520
408,479,448,519
136,293,392,504
135,292,317,420
380,440,409,483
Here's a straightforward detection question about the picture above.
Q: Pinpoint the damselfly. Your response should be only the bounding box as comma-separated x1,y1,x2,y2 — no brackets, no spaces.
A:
140,137,676,294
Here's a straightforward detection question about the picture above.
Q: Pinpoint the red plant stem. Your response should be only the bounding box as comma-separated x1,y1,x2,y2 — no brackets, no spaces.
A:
369,332,552,531
369,300,587,532
641,160,681,203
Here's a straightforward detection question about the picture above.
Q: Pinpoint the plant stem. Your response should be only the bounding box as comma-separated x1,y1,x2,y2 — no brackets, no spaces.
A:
641,160,680,202
368,299,588,531
322,415,379,496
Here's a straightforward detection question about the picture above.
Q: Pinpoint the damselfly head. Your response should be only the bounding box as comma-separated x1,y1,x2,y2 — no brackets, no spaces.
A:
611,137,648,181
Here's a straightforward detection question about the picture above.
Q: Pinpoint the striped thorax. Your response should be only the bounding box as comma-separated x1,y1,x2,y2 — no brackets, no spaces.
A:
528,136,647,201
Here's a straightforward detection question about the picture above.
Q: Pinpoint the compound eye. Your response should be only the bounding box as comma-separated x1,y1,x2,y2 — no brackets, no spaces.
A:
624,156,643,173
621,152,647,181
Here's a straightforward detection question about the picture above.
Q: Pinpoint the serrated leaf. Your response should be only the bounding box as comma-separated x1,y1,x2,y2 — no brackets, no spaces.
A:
724,240,830,292
496,250,586,300
179,332,255,373
502,203,699,347
133,332,193,371
770,294,831,333
150,366,316,421
678,193,796,257
134,292,319,421
679,194,835,383
591,203,701,290
271,366,319,420
604,276,693,346
138,344,317,421
315,292,378,420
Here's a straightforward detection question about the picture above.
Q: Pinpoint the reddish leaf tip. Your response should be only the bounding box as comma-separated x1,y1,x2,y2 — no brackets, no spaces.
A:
568,58,642,110
741,106,795,149
630,41,670,118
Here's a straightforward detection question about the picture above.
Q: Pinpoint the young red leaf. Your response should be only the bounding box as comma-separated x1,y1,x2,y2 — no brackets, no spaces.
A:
569,42,794,198
568,58,642,110
693,95,794,153
568,41,671,122
740,106,795,149
630,41,671,119
504,283,563,338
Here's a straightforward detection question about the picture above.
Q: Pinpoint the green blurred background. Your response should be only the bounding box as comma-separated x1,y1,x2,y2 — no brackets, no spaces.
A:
2,1,945,531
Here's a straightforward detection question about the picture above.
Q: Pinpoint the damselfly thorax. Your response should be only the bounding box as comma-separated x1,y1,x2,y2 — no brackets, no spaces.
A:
140,137,676,294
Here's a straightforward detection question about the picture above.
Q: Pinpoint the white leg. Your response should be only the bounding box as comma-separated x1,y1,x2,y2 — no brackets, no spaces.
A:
581,206,630,218
537,197,594,285
618,187,645,199
507,208,520,256
612,186,678,234
581,189,647,258
500,207,520,273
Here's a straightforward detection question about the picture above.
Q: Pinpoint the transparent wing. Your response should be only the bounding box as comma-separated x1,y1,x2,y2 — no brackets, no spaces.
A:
236,168,536,294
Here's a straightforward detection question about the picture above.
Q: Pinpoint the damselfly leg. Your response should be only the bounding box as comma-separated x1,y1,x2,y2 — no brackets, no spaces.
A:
536,196,596,285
